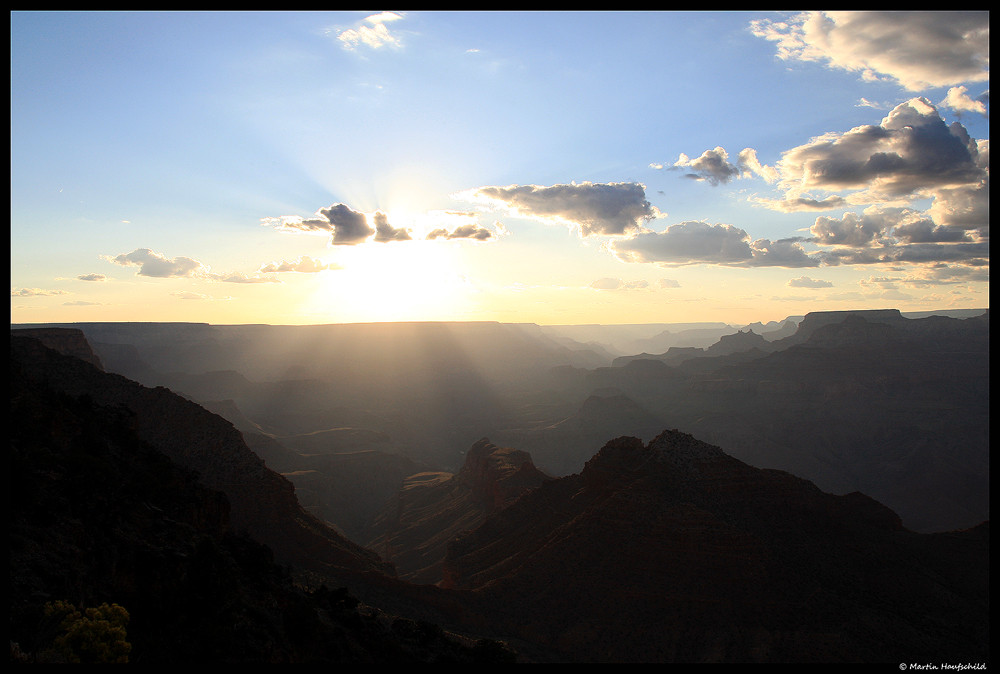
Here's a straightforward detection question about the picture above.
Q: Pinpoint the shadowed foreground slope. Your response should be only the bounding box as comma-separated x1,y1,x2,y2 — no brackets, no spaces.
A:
10,331,516,663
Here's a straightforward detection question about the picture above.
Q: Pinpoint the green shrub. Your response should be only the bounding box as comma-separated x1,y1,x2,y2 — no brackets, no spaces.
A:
44,600,131,664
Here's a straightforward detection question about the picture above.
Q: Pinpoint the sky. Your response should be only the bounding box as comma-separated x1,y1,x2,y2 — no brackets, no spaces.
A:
10,11,990,326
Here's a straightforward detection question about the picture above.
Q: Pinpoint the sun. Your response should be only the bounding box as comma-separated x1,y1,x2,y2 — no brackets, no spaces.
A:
306,238,473,323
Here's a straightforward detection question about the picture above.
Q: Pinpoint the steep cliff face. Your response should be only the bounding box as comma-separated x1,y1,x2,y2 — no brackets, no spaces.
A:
441,430,988,663
13,327,105,369
365,439,550,585
10,332,391,584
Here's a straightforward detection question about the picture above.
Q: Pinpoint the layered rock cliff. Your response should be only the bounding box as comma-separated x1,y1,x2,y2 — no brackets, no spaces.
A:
365,439,550,584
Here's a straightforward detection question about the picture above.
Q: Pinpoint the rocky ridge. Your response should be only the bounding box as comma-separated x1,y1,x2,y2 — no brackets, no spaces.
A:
440,430,988,662
365,439,550,584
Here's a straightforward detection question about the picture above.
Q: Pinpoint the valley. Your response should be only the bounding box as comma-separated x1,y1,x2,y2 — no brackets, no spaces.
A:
9,308,989,663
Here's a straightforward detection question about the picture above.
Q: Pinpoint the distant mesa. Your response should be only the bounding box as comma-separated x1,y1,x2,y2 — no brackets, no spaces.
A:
13,327,105,369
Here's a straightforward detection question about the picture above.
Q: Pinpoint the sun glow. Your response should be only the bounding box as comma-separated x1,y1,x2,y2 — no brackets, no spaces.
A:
304,239,474,323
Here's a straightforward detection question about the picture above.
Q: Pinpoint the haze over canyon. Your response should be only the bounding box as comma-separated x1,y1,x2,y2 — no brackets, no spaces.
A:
10,307,989,663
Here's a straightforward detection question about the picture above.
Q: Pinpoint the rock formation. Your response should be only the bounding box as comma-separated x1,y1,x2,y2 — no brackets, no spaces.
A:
441,430,989,663
365,439,550,584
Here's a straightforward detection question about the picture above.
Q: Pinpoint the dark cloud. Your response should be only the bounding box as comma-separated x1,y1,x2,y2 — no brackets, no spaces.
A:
372,211,412,243
891,218,971,244
470,181,657,236
77,273,107,282
275,203,376,245
774,98,986,204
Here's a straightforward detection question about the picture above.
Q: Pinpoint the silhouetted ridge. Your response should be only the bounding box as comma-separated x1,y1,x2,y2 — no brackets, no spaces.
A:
10,332,391,582
440,430,983,662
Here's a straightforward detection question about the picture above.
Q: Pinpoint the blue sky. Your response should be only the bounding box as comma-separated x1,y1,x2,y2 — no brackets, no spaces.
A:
11,11,990,325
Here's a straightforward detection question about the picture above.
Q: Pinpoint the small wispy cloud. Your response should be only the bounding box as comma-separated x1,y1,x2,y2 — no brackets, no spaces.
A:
11,287,70,297
787,276,833,288
258,256,341,273
590,277,650,291
337,12,404,51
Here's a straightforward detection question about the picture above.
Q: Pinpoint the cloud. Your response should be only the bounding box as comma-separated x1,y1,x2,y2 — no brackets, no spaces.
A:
804,203,986,267
426,224,496,241
659,278,681,288
891,218,972,244
810,208,895,247
590,277,650,291
772,98,986,205
940,85,989,117
270,203,376,245
752,194,848,212
855,98,887,109
928,176,989,233
11,287,70,297
898,264,990,286
210,272,280,284
610,221,821,268
737,148,780,183
467,181,659,236
672,147,741,185
788,276,834,288
258,256,340,273
667,147,777,185
817,241,989,267
77,273,107,282
750,11,989,91
745,237,820,267
337,12,403,51
106,248,284,283
106,248,206,278
611,221,753,265
372,211,413,243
